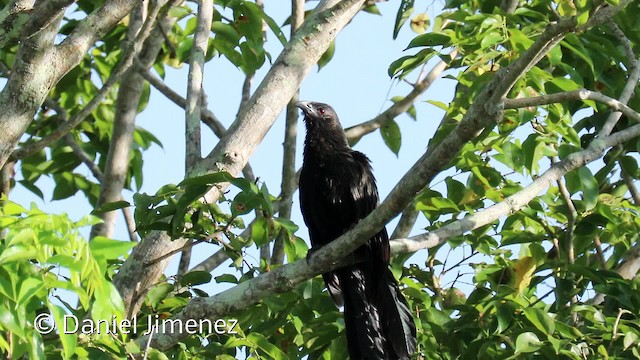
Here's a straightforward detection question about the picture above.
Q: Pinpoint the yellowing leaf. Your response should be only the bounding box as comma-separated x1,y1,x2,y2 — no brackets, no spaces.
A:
514,256,536,293
558,0,577,17
410,13,430,34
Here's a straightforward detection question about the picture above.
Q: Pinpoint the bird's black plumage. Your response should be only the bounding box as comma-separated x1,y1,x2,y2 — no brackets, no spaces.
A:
297,101,417,360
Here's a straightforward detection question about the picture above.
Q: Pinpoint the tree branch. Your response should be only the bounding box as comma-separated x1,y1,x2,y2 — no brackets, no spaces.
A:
390,121,640,254
135,2,637,349
115,0,367,318
390,202,419,239
179,0,213,276
184,0,211,169
555,162,576,264
598,59,640,137
504,89,640,123
90,1,168,239
0,11,62,168
271,0,306,266
0,0,74,48
10,0,166,162
136,64,228,137
344,50,457,144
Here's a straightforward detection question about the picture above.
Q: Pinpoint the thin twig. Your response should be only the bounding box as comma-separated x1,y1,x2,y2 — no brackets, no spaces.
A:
344,50,457,144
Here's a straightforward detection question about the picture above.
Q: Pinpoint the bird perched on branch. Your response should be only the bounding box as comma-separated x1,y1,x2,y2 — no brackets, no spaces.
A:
297,101,416,360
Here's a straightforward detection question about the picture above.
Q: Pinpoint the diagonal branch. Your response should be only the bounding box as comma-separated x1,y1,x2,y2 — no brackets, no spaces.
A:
136,63,228,138
344,50,457,144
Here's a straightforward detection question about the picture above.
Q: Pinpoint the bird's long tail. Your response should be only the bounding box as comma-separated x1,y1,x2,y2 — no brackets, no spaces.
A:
339,265,416,360
376,268,417,359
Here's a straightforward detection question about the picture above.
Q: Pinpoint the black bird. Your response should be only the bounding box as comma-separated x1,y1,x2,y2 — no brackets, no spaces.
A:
297,101,416,360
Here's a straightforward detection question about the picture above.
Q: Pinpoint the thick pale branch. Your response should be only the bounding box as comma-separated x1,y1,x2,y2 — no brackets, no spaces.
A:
55,0,142,76
0,0,75,48
0,13,62,168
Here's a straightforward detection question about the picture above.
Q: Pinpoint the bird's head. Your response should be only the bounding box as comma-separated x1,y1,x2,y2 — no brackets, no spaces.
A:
295,101,341,127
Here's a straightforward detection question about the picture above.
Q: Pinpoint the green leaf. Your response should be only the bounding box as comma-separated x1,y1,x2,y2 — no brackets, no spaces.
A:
0,245,37,264
231,191,261,216
0,304,25,337
246,332,289,360
215,274,238,284
251,216,270,247
47,254,83,272
546,77,581,93
285,235,308,263
18,180,44,199
380,119,401,155
426,99,448,110
179,271,213,286
495,302,514,333
623,331,638,350
17,277,44,306
480,30,503,49
620,155,638,177
362,4,381,15
515,332,542,354
52,172,78,200
146,283,174,309
317,41,335,71
407,33,451,49
523,308,555,335
577,167,598,210
50,305,78,359
274,217,299,234
393,0,415,39
89,236,136,260
388,49,436,78
91,200,131,215
259,8,287,46
168,5,192,19
2,201,27,215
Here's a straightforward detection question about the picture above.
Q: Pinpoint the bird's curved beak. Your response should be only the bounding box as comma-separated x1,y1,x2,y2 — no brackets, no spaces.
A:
295,101,314,117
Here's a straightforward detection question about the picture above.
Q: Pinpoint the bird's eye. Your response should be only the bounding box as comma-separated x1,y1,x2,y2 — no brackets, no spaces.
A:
318,108,325,115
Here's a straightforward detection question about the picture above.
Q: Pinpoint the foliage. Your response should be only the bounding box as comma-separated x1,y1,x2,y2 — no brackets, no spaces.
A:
0,198,131,358
1,0,640,359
